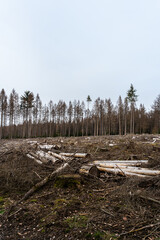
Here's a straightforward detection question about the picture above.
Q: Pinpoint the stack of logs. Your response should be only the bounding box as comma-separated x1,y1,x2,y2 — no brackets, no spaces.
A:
80,160,160,178
26,141,160,178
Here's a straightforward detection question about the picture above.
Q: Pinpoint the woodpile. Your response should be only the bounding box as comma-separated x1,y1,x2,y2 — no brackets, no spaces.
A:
26,142,160,179
89,160,160,178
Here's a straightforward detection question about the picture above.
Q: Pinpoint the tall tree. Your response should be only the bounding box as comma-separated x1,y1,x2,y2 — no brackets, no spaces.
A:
0,89,7,139
21,91,34,138
117,96,123,135
106,98,113,135
151,95,160,133
127,84,138,134
124,97,129,135
67,101,73,137
86,95,92,135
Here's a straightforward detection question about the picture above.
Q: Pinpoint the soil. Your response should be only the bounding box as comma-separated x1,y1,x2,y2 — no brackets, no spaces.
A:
0,135,160,240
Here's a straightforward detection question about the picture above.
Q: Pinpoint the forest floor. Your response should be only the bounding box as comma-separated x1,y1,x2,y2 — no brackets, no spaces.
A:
0,135,160,240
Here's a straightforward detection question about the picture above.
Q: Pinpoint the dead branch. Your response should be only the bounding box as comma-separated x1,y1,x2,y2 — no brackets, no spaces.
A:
115,164,126,177
101,208,114,217
119,222,160,237
138,195,160,205
4,162,69,218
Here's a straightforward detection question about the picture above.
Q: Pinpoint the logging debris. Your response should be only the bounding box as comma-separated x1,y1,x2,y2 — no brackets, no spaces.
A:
0,135,160,240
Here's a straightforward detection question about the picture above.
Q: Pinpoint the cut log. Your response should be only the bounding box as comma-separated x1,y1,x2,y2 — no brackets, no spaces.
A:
79,165,100,177
36,150,57,163
97,164,160,175
97,163,145,168
94,160,148,164
60,153,89,158
120,168,160,176
97,167,148,178
26,153,43,165
48,151,69,161
29,151,48,164
39,144,55,150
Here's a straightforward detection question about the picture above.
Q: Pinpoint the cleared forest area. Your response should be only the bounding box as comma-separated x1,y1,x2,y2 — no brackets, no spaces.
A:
0,134,160,239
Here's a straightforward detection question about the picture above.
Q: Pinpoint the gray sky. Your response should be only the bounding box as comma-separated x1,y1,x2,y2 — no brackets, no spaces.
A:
0,0,160,110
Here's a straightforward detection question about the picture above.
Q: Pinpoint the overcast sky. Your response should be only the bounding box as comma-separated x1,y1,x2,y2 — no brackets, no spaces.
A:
0,0,160,110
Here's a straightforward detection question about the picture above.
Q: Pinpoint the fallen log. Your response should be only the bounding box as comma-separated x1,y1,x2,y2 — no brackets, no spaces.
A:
39,144,55,150
26,153,43,165
97,167,148,178
94,160,148,164
60,153,89,158
20,163,69,202
36,150,57,163
97,163,145,168
79,165,100,177
5,162,69,217
48,151,69,161
29,151,48,164
97,164,160,175
121,168,160,176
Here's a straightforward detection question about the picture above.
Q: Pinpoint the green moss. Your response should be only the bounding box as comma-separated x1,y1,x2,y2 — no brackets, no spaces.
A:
85,231,118,240
64,214,88,228
0,196,4,203
0,209,5,215
54,177,81,189
30,199,37,202
40,198,68,225
93,231,118,240
98,197,105,201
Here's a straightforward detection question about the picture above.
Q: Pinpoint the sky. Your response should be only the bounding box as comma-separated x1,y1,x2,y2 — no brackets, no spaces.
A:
0,0,160,111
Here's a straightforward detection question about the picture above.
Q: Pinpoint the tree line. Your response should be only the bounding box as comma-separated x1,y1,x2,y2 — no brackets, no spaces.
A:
0,85,159,139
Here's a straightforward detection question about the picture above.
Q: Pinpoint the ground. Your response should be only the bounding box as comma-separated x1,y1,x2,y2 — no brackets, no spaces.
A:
0,135,160,240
